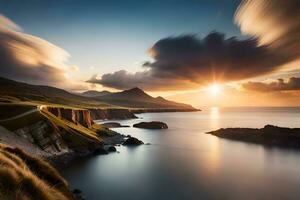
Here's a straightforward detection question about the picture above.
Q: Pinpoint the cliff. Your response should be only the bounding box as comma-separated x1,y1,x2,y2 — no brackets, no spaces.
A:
0,105,125,158
89,108,137,120
44,107,137,125
45,107,94,128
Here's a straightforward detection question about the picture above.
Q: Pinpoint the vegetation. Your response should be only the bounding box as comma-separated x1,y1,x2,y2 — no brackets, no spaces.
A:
0,111,45,131
0,143,75,200
40,109,102,147
0,76,114,109
91,123,116,137
0,104,35,120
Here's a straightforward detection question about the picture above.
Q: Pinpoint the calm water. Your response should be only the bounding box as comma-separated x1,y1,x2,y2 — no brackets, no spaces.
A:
60,107,300,200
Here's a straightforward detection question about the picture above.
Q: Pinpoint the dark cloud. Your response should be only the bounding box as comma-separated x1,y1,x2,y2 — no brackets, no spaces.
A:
87,70,199,91
0,15,75,87
146,32,288,82
243,77,300,92
89,32,288,90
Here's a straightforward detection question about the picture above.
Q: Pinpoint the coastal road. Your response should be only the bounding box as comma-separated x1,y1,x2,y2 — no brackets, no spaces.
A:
0,108,38,122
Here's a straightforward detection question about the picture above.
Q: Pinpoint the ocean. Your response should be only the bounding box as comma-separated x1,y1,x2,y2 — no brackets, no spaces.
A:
60,107,300,200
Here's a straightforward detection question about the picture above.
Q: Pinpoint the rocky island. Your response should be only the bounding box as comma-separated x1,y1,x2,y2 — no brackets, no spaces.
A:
208,125,300,148
133,121,168,129
101,122,130,128
122,136,144,146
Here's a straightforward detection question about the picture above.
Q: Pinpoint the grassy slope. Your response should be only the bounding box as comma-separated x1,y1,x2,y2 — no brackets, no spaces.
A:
41,109,101,146
0,76,116,109
0,111,45,131
0,77,195,110
0,102,113,149
0,143,75,200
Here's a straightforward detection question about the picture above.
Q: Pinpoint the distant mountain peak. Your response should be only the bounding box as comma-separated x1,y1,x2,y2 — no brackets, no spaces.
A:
156,96,166,100
81,90,112,97
127,87,144,93
92,85,195,110
122,87,149,96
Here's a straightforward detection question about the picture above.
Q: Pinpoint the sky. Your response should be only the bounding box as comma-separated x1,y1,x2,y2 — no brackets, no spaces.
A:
0,0,299,107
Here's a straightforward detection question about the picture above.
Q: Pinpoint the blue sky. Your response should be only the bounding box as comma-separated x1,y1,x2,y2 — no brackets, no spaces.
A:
0,0,241,76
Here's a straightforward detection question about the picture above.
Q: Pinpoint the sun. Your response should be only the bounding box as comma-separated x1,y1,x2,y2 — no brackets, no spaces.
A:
209,84,221,96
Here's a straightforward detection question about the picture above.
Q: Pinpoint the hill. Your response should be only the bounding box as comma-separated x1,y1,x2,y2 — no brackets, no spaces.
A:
0,77,111,109
0,76,197,111
81,90,112,97
93,87,196,110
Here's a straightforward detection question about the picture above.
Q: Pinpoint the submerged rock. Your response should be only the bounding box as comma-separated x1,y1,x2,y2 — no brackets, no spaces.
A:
107,146,117,152
122,137,144,146
133,121,168,129
72,189,85,200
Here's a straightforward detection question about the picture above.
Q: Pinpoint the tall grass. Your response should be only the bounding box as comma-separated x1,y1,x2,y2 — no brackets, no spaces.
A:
0,143,75,200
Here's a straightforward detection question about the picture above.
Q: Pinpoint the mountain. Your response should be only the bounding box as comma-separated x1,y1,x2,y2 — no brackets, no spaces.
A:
0,77,111,108
81,90,112,97
93,87,196,110
0,76,196,110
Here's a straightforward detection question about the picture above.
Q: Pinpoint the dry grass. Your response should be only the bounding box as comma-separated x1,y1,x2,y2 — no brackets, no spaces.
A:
0,143,75,200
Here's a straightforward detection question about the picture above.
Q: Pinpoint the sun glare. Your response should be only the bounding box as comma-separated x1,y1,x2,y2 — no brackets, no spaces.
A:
209,84,221,96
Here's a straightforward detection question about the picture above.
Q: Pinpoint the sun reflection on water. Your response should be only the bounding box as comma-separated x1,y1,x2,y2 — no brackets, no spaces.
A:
209,106,220,130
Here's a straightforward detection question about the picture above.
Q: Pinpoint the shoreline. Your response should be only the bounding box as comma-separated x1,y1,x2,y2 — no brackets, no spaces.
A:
48,132,126,167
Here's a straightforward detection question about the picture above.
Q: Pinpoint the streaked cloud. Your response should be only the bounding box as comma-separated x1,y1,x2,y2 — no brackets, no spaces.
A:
243,77,300,92
235,0,300,59
0,14,22,31
0,14,83,89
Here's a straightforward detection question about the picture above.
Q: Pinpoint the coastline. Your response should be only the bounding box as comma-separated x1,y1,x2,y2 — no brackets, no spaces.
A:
47,132,126,167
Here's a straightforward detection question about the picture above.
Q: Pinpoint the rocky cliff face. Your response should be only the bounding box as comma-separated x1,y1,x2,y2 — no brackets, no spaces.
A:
45,107,94,128
89,108,137,120
1,106,135,160
45,107,136,126
14,120,70,155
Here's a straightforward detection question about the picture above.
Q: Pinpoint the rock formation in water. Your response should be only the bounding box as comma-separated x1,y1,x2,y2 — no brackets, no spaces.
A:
101,122,129,128
133,121,168,129
208,125,300,148
122,137,144,146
